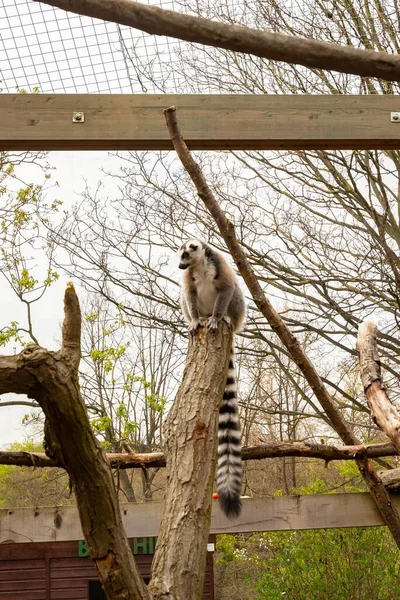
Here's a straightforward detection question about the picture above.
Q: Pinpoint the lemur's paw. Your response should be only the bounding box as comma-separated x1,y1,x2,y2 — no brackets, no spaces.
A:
207,316,220,330
222,316,232,326
189,319,202,333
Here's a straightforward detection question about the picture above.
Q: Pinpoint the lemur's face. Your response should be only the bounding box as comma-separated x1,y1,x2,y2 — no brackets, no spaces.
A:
178,240,201,269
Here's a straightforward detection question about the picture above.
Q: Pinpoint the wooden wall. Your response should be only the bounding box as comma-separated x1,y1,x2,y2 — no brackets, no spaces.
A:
0,539,215,599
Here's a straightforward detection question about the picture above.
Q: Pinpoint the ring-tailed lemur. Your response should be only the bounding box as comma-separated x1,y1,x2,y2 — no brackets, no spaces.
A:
179,239,245,518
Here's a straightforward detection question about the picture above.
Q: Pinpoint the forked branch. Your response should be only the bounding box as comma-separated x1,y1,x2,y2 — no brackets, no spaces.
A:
0,285,149,600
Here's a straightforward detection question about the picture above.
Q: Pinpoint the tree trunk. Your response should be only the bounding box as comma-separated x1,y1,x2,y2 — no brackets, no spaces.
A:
120,469,137,503
0,285,150,600
149,323,232,599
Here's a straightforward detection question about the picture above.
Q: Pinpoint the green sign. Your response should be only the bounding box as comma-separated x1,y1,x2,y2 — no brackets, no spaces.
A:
78,537,158,557
78,540,90,557
132,537,157,555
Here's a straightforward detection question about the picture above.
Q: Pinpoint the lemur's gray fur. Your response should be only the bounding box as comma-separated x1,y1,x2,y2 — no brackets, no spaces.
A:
179,238,245,518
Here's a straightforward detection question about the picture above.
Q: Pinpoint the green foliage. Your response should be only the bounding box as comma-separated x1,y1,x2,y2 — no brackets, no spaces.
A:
82,307,167,455
292,477,330,495
145,393,166,412
216,534,247,564
21,410,42,425
0,151,61,348
85,312,99,322
0,321,21,347
216,524,400,600
115,403,138,439
11,267,38,294
90,415,113,434
335,461,367,493
90,344,128,373
0,441,70,508
215,469,399,600
253,527,400,600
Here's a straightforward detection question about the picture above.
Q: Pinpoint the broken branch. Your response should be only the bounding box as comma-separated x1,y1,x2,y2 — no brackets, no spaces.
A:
358,321,400,454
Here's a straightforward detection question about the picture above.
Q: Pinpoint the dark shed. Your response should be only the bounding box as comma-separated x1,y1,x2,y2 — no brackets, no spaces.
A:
0,536,215,599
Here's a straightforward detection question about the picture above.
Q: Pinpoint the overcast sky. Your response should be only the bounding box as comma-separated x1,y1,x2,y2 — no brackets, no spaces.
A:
0,0,189,448
0,151,116,447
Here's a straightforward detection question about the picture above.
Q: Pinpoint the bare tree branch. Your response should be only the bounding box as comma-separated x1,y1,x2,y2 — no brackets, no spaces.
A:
379,468,400,492
0,440,398,469
34,0,400,81
164,104,400,548
0,400,39,408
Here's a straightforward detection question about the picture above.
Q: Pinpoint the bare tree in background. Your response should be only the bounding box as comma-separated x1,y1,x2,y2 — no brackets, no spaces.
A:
80,295,183,502
36,0,400,503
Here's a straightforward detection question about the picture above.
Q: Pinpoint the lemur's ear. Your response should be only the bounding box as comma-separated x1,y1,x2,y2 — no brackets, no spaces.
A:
189,244,198,251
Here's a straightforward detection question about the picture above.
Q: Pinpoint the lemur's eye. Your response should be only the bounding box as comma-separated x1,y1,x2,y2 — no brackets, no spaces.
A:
189,244,198,251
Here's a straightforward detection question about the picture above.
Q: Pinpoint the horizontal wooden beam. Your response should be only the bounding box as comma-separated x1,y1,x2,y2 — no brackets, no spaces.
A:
0,493,397,543
1,95,400,151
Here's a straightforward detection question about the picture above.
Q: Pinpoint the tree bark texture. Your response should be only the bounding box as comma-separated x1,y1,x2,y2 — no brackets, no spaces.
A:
34,0,400,82
149,324,233,600
1,440,398,469
0,287,235,598
0,285,150,600
164,106,400,548
379,468,400,492
358,321,400,454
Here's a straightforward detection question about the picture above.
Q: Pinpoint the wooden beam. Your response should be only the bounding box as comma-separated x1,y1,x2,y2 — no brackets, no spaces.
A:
0,494,397,543
1,94,400,151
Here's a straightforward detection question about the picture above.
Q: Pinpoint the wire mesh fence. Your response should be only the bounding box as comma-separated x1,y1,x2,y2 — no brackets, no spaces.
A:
0,0,194,93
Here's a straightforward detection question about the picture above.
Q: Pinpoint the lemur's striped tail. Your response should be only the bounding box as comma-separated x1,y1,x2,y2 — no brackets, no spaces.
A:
217,344,242,518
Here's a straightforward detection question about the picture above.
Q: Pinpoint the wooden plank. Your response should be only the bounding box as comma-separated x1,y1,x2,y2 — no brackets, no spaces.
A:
0,494,396,543
1,94,400,151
